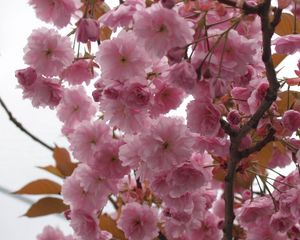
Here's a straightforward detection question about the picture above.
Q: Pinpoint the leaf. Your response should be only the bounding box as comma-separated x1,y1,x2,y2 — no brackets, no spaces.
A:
255,141,273,172
38,165,64,178
275,13,300,36
53,147,77,177
93,2,110,19
272,53,287,68
24,197,69,217
276,90,300,114
14,179,61,195
99,26,112,41
99,214,126,240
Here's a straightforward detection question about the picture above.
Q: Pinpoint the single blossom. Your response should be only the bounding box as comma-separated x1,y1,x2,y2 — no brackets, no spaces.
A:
186,98,221,136
76,18,100,43
69,120,111,164
273,34,300,55
57,87,97,128
96,31,150,81
282,110,300,132
117,202,159,240
29,0,81,28
37,225,74,240
133,4,194,58
23,28,74,76
61,60,94,85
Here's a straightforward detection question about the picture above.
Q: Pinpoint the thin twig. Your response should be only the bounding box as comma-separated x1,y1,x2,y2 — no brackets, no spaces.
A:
0,96,54,151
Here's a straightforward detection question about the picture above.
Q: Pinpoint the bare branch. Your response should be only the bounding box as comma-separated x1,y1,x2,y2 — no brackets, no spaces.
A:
0,96,54,151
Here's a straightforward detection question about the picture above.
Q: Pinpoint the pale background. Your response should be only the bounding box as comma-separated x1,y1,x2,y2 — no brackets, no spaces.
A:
0,0,297,239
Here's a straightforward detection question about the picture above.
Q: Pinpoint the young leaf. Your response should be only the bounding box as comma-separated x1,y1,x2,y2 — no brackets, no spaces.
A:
38,165,64,178
99,214,126,240
24,197,68,217
272,53,287,68
53,147,77,177
275,13,300,36
14,179,61,195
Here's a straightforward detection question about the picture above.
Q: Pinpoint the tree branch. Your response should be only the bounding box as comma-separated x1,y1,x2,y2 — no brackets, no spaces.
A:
240,128,276,158
220,118,237,137
222,0,281,239
0,96,54,151
218,0,262,14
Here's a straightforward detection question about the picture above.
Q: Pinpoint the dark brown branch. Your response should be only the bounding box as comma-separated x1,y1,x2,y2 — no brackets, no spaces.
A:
239,128,276,158
223,141,240,240
222,0,281,239
108,195,118,210
218,0,262,14
220,118,237,137
0,96,54,151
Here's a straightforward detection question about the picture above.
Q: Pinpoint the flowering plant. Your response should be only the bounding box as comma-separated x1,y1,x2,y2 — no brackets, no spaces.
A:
12,0,300,239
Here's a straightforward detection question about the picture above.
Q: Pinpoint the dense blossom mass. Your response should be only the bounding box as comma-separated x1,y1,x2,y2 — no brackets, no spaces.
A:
14,0,300,239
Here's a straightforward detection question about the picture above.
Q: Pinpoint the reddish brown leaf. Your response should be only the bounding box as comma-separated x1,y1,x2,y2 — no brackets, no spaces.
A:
272,53,287,68
99,214,126,240
275,13,300,36
14,179,61,195
99,26,112,41
38,165,64,178
24,197,68,217
53,147,77,177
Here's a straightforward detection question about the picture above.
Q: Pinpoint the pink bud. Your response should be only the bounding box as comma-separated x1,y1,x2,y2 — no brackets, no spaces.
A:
227,110,241,125
167,47,186,65
161,0,176,9
76,18,99,43
15,67,37,87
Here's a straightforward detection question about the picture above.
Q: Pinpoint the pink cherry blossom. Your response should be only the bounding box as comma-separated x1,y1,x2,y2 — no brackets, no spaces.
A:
62,173,101,212
139,117,195,174
61,60,94,85
121,82,151,109
29,0,81,28
187,98,221,136
23,28,74,76
15,67,37,87
273,34,300,55
119,135,143,168
282,110,300,132
151,83,185,116
248,81,269,114
96,31,150,81
69,120,110,164
166,161,209,198
37,225,73,240
70,209,101,240
91,140,130,179
168,61,197,92
117,202,159,240
100,0,145,30
269,211,295,233
57,87,97,127
100,96,150,134
237,196,274,228
133,4,194,58
16,69,63,109
76,18,99,43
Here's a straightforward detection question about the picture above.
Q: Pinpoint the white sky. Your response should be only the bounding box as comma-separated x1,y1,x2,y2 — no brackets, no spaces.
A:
0,1,299,239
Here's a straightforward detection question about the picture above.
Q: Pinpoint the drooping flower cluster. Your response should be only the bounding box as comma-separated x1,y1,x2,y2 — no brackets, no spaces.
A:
16,0,300,239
